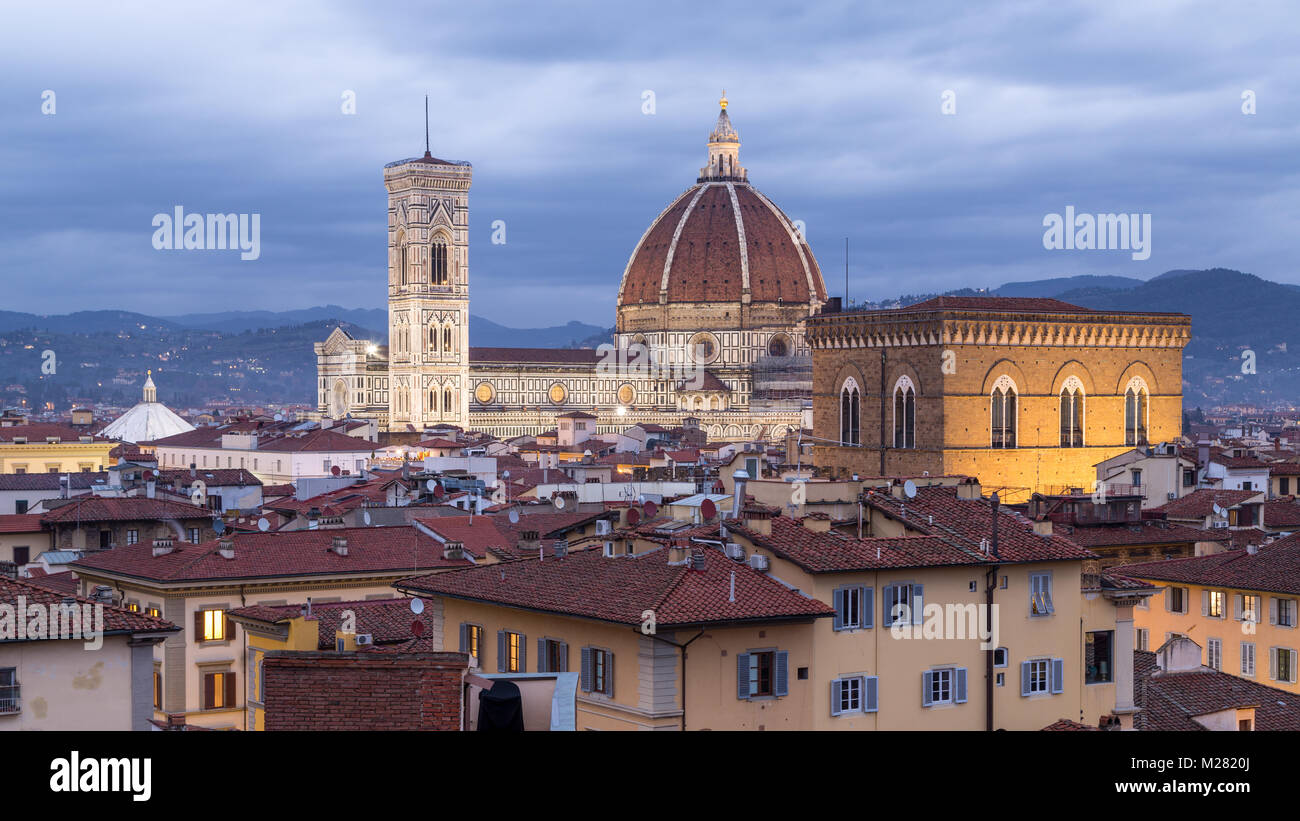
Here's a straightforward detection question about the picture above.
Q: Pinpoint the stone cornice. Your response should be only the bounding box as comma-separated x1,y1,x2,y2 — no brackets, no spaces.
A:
806,310,1191,350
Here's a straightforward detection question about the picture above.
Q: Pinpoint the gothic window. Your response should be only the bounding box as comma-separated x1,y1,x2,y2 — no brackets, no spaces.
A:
1125,377,1149,446
397,231,409,284
444,388,454,414
840,377,861,447
443,326,453,352
429,325,438,352
1059,377,1084,447
430,237,449,285
429,390,437,414
991,376,1017,449
893,376,916,449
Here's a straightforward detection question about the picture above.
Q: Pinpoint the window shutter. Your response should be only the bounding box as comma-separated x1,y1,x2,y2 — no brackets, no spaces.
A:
497,630,506,673
458,624,468,654
224,612,233,641
830,680,843,716
833,588,844,631
225,672,237,709
1270,647,1278,680
1164,587,1172,612
864,676,878,713
1202,590,1209,617
1020,661,1031,697
921,670,933,707
736,653,750,699
862,587,874,629
203,673,215,710
557,641,568,673
911,584,924,625
883,585,893,626
580,647,593,692
194,610,204,640
537,638,548,673
954,668,968,703
1270,598,1279,625
519,635,527,672
1235,594,1243,621
604,653,614,697
246,649,257,700
774,651,789,697
1050,658,1065,694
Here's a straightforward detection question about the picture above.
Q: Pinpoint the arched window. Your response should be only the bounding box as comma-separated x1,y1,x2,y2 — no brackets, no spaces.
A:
1125,377,1149,446
840,377,861,446
428,390,437,414
443,326,453,352
430,237,449,285
892,375,915,449
991,375,1017,449
429,326,438,352
1059,376,1084,447
397,231,409,284
444,388,454,415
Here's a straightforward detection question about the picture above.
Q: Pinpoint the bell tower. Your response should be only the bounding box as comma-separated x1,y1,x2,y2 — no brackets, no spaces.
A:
384,103,472,431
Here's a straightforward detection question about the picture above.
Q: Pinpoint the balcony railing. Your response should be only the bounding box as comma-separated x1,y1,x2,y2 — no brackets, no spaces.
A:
0,683,20,714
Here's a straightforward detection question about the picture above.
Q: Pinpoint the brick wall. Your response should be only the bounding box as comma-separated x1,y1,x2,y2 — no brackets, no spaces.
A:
263,651,468,731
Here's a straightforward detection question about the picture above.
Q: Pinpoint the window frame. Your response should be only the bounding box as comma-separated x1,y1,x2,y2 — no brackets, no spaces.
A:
990,375,1018,449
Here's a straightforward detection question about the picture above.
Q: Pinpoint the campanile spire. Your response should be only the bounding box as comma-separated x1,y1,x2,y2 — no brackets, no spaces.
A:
700,92,746,182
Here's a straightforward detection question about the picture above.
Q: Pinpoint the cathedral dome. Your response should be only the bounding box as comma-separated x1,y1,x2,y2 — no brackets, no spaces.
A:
100,372,195,444
616,95,827,313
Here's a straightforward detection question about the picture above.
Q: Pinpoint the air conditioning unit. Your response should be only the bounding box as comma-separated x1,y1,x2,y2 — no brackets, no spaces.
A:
724,543,746,560
1212,521,1229,529
596,520,611,535
1167,492,1177,500
748,554,769,572
355,634,373,646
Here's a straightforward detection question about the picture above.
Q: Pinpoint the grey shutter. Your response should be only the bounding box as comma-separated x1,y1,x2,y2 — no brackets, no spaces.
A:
921,670,933,706
580,647,593,692
833,588,844,631
497,630,506,673
537,638,548,672
1164,586,1173,612
736,653,750,699
458,623,468,653
1235,594,1243,621
864,676,878,713
830,680,843,716
519,635,527,672
774,651,789,697
883,584,894,626
1270,647,1278,680
954,668,968,703
1270,597,1279,625
604,652,614,697
1020,661,1031,696
862,586,874,629
1202,590,1209,617
911,583,924,625
1050,658,1065,694
557,641,568,672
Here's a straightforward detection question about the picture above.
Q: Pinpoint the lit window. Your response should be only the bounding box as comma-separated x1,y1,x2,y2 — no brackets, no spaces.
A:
200,609,226,642
991,376,1017,448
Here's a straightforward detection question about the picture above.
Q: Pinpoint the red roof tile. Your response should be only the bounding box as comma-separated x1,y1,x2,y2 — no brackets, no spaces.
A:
40,496,211,524
1113,533,1300,596
0,574,178,637
0,514,44,533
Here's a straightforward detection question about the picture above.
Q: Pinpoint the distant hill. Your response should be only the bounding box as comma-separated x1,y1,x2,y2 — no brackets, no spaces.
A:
993,275,1144,298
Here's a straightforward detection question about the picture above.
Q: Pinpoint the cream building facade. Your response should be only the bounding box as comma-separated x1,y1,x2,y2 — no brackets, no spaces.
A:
316,96,827,442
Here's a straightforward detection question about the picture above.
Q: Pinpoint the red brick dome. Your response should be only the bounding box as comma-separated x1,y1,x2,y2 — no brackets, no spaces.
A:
617,181,827,307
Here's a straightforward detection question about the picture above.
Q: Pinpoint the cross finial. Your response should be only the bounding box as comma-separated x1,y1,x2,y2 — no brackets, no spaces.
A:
719,90,728,110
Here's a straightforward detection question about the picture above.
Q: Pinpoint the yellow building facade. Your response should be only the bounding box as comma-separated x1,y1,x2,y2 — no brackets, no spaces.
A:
807,297,1191,503
0,425,115,475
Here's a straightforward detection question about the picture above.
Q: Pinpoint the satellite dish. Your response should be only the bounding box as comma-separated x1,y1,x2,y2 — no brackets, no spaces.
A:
627,507,641,525
274,413,283,421
409,597,425,615
426,479,437,491
701,499,717,521
508,508,520,524
363,510,372,526
1213,503,1226,517
213,519,226,535
411,620,425,637
143,470,154,480
903,480,918,499
433,483,445,499
331,465,341,476
643,500,658,518
553,495,567,510
257,517,270,532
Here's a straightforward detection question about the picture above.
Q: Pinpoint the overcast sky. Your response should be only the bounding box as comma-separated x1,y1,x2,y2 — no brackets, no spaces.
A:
2,1,1298,327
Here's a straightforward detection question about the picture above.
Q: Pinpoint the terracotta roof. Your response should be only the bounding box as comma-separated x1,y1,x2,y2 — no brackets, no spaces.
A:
227,598,435,648
156,468,261,487
1112,533,1300,596
0,472,106,491
1264,499,1300,528
1055,521,1220,547
1041,718,1100,731
398,548,832,628
0,514,44,533
1152,489,1263,519
70,525,471,583
864,486,1097,564
410,515,515,559
728,517,982,573
1133,650,1300,731
0,574,178,637
18,570,79,595
40,496,211,524
618,182,826,306
0,424,110,443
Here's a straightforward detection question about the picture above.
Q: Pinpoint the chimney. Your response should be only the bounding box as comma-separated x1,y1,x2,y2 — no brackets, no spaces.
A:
690,547,706,571
217,538,235,560
517,529,541,555
553,539,568,559
330,536,348,556
667,538,691,565
443,541,466,561
59,474,69,499
1197,439,1210,469
190,462,197,479
152,537,175,557
146,479,156,499
730,469,750,519
743,505,773,535
91,585,114,604
1032,519,1053,537
800,513,832,533
1247,543,1259,555
303,597,313,618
